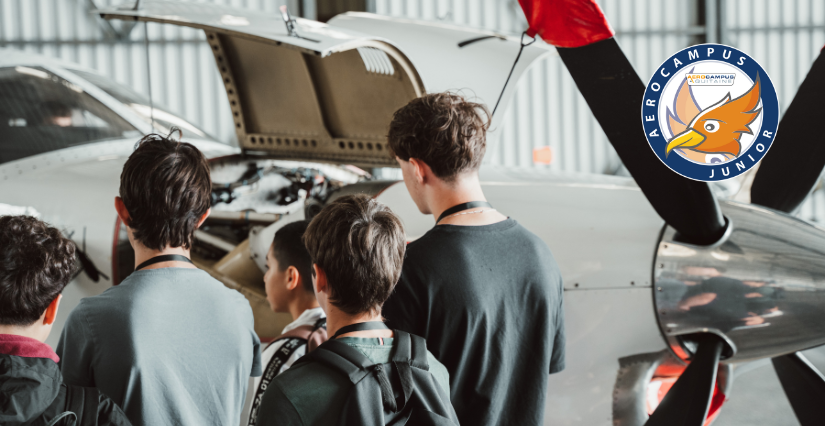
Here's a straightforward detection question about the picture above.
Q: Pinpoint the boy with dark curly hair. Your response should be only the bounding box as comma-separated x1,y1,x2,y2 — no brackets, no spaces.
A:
0,215,131,426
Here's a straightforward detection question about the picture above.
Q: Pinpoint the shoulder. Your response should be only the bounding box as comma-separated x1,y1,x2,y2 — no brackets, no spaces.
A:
274,359,351,394
258,379,303,425
424,351,450,395
262,361,350,424
510,220,552,249
507,220,561,272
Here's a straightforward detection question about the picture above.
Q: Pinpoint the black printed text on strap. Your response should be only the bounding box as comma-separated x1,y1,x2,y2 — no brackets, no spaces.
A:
135,254,194,271
436,201,493,224
332,321,390,339
247,337,307,425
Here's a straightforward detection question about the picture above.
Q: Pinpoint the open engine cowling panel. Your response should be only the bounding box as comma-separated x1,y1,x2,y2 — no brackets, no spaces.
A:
100,1,554,167
209,33,422,166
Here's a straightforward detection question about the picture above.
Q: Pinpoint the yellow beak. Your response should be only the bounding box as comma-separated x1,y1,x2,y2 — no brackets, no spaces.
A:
666,129,706,158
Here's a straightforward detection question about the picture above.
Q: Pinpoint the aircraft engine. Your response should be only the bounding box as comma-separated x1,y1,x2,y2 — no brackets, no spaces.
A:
655,200,825,363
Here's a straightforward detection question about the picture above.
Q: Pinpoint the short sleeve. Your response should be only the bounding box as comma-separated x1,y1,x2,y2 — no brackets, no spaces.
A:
55,304,97,387
256,380,303,426
250,330,263,377
382,268,425,337
549,283,566,374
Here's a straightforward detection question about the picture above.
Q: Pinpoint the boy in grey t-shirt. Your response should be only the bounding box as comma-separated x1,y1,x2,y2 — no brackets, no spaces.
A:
56,132,261,425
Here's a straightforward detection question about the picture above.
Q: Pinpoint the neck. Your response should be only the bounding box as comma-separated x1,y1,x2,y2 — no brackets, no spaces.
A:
325,307,391,339
132,242,194,270
288,293,320,322
426,173,488,221
0,324,45,342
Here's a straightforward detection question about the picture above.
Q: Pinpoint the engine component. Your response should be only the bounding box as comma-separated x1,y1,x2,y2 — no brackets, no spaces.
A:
654,200,825,363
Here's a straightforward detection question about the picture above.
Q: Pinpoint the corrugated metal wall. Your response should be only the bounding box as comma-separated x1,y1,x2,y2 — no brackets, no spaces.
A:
2,0,825,221
722,0,825,221
374,0,698,175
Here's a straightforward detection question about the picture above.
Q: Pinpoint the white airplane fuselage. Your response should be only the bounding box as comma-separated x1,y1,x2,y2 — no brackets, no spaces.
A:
0,141,668,426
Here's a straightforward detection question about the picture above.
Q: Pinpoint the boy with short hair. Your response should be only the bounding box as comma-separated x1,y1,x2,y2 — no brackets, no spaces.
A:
0,215,131,426
256,195,458,426
56,133,261,426
245,220,327,425
382,92,566,426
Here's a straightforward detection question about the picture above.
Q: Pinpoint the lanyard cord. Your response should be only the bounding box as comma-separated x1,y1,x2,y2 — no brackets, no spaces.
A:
332,321,390,339
436,201,494,224
135,254,193,271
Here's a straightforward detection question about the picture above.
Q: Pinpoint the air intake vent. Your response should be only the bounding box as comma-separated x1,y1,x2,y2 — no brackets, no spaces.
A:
357,47,395,76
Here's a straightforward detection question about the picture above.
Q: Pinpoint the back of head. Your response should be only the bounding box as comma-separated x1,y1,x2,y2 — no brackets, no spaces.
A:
388,92,491,182
272,220,313,293
303,195,405,316
0,216,76,326
119,133,211,251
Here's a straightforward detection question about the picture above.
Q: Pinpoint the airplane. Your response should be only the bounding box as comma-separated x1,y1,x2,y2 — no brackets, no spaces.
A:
0,46,237,346
1,0,823,425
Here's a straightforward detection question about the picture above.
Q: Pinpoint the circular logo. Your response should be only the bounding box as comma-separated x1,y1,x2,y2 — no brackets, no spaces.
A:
641,44,779,181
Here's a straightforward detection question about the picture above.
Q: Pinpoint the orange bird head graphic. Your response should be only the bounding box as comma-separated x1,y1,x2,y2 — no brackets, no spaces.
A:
665,73,762,160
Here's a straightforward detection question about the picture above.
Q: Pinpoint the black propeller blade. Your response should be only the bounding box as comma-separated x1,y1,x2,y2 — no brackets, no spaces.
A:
771,352,825,426
645,335,725,426
556,39,727,245
750,51,825,213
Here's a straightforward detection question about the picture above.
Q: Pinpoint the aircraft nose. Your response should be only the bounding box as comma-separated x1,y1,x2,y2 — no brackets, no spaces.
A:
654,200,825,363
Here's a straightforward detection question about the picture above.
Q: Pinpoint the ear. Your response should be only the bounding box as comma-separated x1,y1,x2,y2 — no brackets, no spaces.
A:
408,158,431,185
285,265,301,291
114,197,131,226
196,208,211,229
313,264,329,295
43,294,62,326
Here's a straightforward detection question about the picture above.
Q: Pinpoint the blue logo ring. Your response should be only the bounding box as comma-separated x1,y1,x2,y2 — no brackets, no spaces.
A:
641,43,779,182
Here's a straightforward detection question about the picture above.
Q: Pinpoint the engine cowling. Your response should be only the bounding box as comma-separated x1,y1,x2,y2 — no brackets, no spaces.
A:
654,200,825,363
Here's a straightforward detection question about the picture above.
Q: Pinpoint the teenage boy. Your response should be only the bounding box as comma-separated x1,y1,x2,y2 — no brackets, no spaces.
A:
245,220,327,425
0,215,131,426
56,133,262,426
382,92,567,426
256,195,457,426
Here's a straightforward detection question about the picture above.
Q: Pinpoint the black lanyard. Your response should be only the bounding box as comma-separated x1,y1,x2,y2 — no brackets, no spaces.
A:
436,201,493,224
332,321,390,339
135,254,194,271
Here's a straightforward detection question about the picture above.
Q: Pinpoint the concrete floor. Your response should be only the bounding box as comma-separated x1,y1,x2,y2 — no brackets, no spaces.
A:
713,346,825,426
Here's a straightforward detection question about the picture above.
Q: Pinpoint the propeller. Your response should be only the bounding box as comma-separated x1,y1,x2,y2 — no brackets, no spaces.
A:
555,38,727,246
750,51,825,213
516,1,825,425
747,50,825,426
771,352,825,426
645,335,725,426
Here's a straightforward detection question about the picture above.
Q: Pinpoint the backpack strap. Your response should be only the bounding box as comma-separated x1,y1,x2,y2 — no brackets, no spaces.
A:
303,339,398,412
46,412,76,426
274,318,328,353
387,330,430,413
64,384,99,426
248,337,308,425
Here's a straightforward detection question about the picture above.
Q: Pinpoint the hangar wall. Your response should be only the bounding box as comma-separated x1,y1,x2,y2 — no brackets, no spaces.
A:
2,0,825,220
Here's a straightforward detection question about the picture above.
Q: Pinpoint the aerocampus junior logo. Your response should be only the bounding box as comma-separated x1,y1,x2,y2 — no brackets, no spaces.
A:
641,44,779,181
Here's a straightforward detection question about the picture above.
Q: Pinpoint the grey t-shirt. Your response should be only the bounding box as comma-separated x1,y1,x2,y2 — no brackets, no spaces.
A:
56,268,262,426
